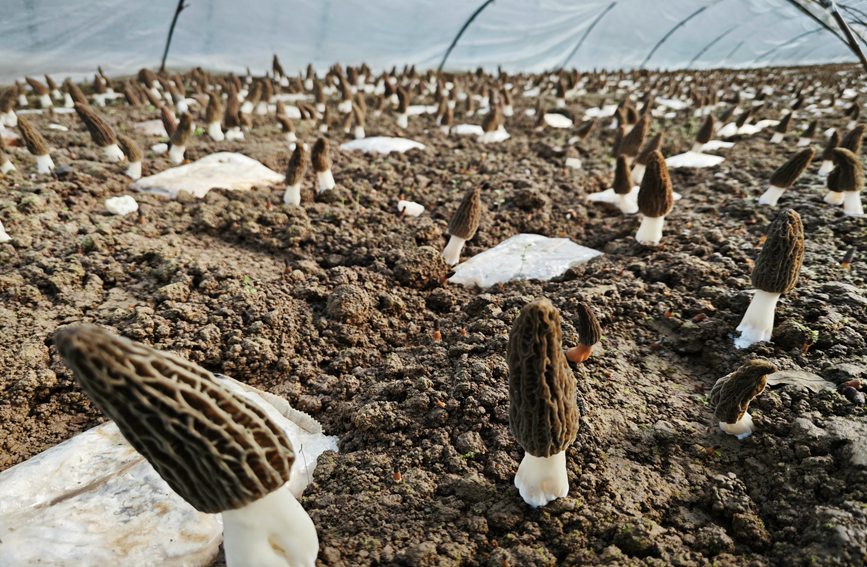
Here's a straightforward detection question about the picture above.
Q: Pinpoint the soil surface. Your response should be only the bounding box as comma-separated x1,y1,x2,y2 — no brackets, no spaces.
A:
1,65,866,566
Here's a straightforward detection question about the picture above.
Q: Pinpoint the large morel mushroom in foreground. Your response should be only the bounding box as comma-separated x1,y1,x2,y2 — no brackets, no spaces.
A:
508,299,579,507
54,325,319,567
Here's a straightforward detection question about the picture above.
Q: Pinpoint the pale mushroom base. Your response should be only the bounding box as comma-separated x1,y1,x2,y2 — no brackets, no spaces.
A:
443,235,467,266
353,126,366,140
396,113,409,129
1,160,15,174
316,170,336,193
824,191,844,205
719,412,755,440
586,187,638,214
36,154,55,174
168,144,186,165
125,161,142,180
283,183,301,206
631,163,646,185
770,132,784,144
817,160,833,176
208,122,225,141
843,191,864,217
757,185,785,206
102,144,125,163
226,127,245,141
635,215,666,245
514,451,569,508
735,290,781,349
222,484,319,567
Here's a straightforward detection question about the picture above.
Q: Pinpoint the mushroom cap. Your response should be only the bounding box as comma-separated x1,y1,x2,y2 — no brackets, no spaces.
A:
205,92,222,123
612,155,633,195
775,112,792,134
16,115,49,156
696,115,715,145
54,325,295,514
508,299,579,457
25,76,48,95
769,148,814,189
481,106,502,133
286,144,308,185
170,112,193,146
637,150,673,217
840,124,865,155
74,103,118,147
709,359,776,424
827,147,864,193
575,119,596,140
160,106,178,138
620,114,649,157
311,138,331,172
751,208,804,294
575,302,602,346
447,185,482,240
635,132,664,166
822,130,840,160
802,119,817,138
117,133,142,162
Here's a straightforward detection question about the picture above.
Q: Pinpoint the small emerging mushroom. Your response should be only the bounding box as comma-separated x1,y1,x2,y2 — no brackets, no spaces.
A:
735,209,804,348
396,87,410,129
586,154,638,214
769,112,791,144
117,134,142,180
205,92,225,141
508,299,579,507
709,359,776,439
635,150,673,246
168,112,193,164
283,143,308,206
565,302,602,363
54,325,319,567
797,120,817,147
17,115,54,174
443,185,481,266
758,148,814,206
311,138,335,193
825,147,864,216
74,103,124,162
818,129,840,176
25,76,52,109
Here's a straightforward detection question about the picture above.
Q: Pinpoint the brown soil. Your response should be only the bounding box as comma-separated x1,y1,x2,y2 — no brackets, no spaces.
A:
1,66,866,566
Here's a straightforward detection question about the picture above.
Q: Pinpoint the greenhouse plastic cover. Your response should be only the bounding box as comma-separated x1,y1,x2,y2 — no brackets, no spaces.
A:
0,0,858,82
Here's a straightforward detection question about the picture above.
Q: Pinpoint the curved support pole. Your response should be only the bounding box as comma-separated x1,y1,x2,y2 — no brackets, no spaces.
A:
438,0,496,73
559,2,617,70
640,0,724,69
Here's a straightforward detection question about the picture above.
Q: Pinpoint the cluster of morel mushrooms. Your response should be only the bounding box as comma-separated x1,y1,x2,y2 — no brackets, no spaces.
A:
0,58,864,565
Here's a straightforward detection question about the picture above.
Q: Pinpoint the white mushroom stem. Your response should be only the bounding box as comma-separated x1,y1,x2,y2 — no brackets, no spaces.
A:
631,163,646,185
443,234,467,266
503,105,514,117
338,100,352,114
735,289,780,349
17,93,28,107
305,79,314,91
757,184,785,206
226,127,245,141
255,102,269,115
168,144,186,164
286,132,297,143
555,98,566,108
847,119,857,130
93,94,106,107
396,113,408,129
125,160,142,180
719,412,755,440
102,144,125,163
207,122,225,141
2,110,17,127
843,191,864,216
316,170,335,193
63,93,74,108
565,157,582,170
635,215,665,245
35,153,55,174
514,451,568,508
51,88,62,100
439,125,451,135
770,132,784,144
318,124,328,134
353,126,365,140
817,160,834,176
222,484,319,567
240,101,254,114
283,183,301,206
824,191,844,205
315,103,325,113
1,159,15,174
690,142,705,153
0,220,10,243
39,93,52,108
797,137,811,147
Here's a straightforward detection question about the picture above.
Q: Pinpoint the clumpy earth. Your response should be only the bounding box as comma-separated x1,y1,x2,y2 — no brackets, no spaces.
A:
1,64,866,566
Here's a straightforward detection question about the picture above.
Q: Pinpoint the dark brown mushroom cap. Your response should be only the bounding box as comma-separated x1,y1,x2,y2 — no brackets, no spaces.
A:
44,74,58,92
160,105,178,138
801,119,817,139
397,87,410,113
170,112,193,146
54,325,295,514
637,151,673,217
822,130,840,161
16,115,49,156
117,133,142,162
224,90,241,128
575,302,602,346
311,138,331,172
205,92,222,123
74,103,117,147
277,114,295,133
0,87,16,113
696,115,714,145
122,81,142,106
25,76,48,95
769,148,814,188
840,124,864,155
735,109,752,128
775,112,792,134
508,299,579,457
575,119,596,140
619,114,649,157
612,155,633,195
635,132,664,166
612,124,626,157
285,144,308,186
709,359,775,424
447,185,482,240
64,80,88,106
481,106,502,133
827,147,864,193
751,208,804,293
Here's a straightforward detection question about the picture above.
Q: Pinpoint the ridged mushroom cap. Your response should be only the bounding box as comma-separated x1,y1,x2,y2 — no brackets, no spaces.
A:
775,112,792,134
751,208,804,293
286,144,308,185
447,185,482,240
25,76,48,95
575,119,596,141
802,119,817,138
170,112,193,146
575,302,602,346
54,325,295,514
612,155,633,195
840,125,864,155
637,150,674,217
828,147,864,193
160,106,178,138
620,114,649,157
16,115,49,156
117,134,142,162
508,299,579,457
205,92,222,123
311,138,331,172
696,115,714,145
709,359,775,424
481,106,502,133
74,103,118,147
635,132,664,166
822,130,840,161
769,148,814,188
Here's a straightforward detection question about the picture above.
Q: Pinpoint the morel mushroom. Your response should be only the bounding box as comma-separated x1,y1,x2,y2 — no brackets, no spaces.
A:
758,148,814,206
168,112,193,164
565,302,602,363
25,76,52,108
709,359,776,439
635,151,673,245
735,209,804,349
118,133,143,180
818,129,840,176
797,120,817,147
396,87,410,129
825,147,864,216
205,92,225,141
770,112,791,144
54,325,319,567
283,143,308,206
17,115,54,174
443,185,481,266
508,299,579,507
632,132,663,184
74,103,124,162
692,115,715,152
311,138,335,193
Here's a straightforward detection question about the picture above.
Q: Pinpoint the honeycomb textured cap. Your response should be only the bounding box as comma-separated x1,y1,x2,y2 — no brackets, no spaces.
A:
696,115,714,144
619,114,649,157
840,124,864,155
637,151,673,217
709,359,775,424
612,155,633,195
769,148,814,188
117,134,142,162
828,147,864,193
751,208,804,293
636,132,664,166
170,113,193,146
311,138,331,172
16,115,49,156
74,103,117,147
575,302,602,346
822,130,840,160
286,144,308,185
447,185,482,239
508,298,579,457
54,324,295,514
205,92,222,123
